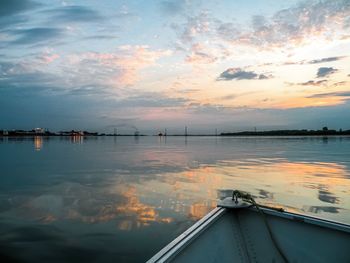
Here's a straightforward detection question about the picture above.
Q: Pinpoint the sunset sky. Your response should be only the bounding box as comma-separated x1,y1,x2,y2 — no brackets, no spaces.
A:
0,0,349,133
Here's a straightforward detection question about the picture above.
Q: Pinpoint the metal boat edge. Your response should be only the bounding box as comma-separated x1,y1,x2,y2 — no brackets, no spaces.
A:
147,207,225,263
147,197,350,262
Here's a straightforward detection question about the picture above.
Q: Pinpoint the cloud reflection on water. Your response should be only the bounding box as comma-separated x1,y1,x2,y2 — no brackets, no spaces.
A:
144,159,350,220
1,158,349,225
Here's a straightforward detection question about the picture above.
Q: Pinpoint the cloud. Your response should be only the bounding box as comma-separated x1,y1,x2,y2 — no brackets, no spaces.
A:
177,11,211,44
308,56,345,64
0,45,171,98
36,53,60,64
0,59,118,101
284,56,347,66
0,61,58,86
316,67,338,78
298,80,328,86
159,0,185,15
2,59,350,132
81,35,119,40
0,14,29,30
187,102,230,114
43,5,102,23
0,0,41,29
217,68,272,81
332,81,347,87
0,0,40,17
215,22,240,42
307,91,350,99
115,92,190,108
0,82,114,131
245,0,350,48
185,43,218,64
168,0,350,68
113,5,138,20
207,0,350,50
286,79,348,87
251,15,268,28
67,85,111,96
9,27,63,45
0,58,191,130
63,45,172,87
219,94,237,100
174,88,200,94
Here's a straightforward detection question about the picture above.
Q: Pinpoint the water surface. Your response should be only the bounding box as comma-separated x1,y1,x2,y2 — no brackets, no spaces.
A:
0,136,349,262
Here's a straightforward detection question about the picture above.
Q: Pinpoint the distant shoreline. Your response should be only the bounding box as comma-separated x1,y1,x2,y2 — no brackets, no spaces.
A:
1,128,350,137
1,134,350,137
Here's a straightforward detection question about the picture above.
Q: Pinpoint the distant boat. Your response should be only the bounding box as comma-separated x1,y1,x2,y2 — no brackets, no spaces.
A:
147,190,350,263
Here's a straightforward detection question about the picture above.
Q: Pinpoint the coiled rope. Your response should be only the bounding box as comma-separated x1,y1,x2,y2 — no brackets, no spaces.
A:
232,190,290,263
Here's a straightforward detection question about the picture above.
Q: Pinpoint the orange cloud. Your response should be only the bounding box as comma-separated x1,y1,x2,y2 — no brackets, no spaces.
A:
270,90,350,109
67,45,172,86
274,95,349,109
185,43,218,64
38,53,60,64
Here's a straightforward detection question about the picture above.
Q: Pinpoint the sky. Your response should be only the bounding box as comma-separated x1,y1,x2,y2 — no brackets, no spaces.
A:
0,0,349,134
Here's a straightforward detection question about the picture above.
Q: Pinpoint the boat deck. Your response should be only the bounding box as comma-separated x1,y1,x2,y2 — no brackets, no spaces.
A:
148,205,350,263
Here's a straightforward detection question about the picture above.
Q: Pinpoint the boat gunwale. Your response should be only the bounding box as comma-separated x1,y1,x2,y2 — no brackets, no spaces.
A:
146,207,226,263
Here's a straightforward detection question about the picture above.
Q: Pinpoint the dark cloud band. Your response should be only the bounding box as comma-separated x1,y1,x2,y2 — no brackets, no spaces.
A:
316,67,338,78
217,68,272,81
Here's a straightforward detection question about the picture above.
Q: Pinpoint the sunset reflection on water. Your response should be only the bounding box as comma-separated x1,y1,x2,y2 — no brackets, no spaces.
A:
0,136,349,262
125,158,350,224
33,136,43,151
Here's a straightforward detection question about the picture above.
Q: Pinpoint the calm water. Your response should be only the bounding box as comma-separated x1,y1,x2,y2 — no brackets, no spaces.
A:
0,136,350,262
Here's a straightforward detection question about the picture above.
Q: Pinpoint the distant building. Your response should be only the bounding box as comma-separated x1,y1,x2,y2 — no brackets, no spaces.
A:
34,128,45,134
70,130,84,136
59,130,84,136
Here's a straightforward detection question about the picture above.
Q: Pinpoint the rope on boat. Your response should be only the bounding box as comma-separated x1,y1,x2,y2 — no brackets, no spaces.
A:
232,190,290,263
